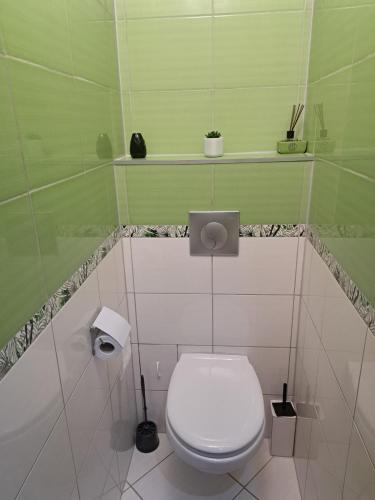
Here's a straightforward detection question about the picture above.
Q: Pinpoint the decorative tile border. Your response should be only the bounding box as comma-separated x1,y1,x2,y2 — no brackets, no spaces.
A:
0,227,123,381
121,224,305,238
307,227,375,333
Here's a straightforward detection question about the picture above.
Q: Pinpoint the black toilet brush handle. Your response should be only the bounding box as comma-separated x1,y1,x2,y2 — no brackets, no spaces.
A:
282,382,288,408
141,375,148,423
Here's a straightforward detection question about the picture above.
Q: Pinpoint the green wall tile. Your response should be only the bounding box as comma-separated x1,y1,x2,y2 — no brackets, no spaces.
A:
8,59,84,190
0,196,47,349
213,86,301,152
31,166,117,295
214,162,306,224
354,5,375,62
127,90,211,154
0,58,28,201
126,165,212,224
114,166,129,224
308,7,357,82
125,0,212,18
0,0,72,73
214,0,305,14
127,17,211,91
213,13,304,87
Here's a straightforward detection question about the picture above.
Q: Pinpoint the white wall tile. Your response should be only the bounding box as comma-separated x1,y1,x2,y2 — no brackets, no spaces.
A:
97,241,126,297
16,412,77,500
138,344,178,390
213,346,289,394
52,273,101,402
213,238,298,294
343,423,375,500
295,237,305,295
131,238,211,293
291,295,301,348
135,390,168,432
136,293,212,345
355,330,375,466
294,409,314,497
177,345,213,359
321,278,367,413
288,348,296,396
213,294,293,347
0,326,64,500
122,238,134,293
127,293,138,343
65,358,110,473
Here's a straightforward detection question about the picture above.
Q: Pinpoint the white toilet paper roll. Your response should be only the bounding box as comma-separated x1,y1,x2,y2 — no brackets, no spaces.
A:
93,333,122,360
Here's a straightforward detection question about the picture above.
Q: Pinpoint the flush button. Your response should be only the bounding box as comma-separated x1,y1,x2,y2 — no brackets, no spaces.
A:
190,211,239,256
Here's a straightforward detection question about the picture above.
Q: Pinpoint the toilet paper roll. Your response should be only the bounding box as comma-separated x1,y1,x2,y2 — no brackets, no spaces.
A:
93,333,122,360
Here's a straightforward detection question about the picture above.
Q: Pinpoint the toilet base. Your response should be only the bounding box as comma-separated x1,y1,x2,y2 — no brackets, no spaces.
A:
166,416,265,475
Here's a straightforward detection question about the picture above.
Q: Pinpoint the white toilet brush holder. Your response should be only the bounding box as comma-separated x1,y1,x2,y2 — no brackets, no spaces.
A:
270,383,296,457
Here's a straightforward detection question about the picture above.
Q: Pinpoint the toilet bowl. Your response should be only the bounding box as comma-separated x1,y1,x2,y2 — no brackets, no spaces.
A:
166,353,265,474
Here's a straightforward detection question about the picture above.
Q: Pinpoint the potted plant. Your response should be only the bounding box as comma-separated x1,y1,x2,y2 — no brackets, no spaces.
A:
204,130,224,158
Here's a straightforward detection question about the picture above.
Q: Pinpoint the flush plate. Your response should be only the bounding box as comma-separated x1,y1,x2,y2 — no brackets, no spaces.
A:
189,211,240,256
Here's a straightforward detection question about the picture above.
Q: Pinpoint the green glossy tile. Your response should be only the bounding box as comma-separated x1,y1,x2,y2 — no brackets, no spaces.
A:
127,17,211,90
0,195,47,348
32,166,117,295
73,80,114,170
214,0,305,14
126,90,211,154
0,0,72,73
114,166,129,224
125,0,212,18
214,163,306,224
354,5,375,62
67,0,113,21
309,7,357,82
67,8,118,87
213,86,300,152
0,58,28,202
213,13,304,87
310,161,375,306
8,59,84,189
126,165,212,224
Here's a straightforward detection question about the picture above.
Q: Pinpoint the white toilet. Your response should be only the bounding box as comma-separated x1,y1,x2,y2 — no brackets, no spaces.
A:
166,353,265,474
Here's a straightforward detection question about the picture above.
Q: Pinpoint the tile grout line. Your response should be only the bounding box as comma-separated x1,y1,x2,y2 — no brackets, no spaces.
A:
129,451,175,488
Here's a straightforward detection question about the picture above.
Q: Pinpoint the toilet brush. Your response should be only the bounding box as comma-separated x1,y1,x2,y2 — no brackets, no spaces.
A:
135,375,159,453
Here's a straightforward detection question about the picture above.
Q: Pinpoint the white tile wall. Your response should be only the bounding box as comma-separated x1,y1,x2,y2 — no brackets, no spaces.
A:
136,293,212,345
52,270,101,402
213,294,293,347
294,240,375,500
213,238,298,294
0,325,64,500
138,344,178,390
15,412,77,500
131,238,211,293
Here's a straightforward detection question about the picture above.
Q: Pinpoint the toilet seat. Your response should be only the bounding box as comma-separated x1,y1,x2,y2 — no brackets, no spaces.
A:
166,353,265,474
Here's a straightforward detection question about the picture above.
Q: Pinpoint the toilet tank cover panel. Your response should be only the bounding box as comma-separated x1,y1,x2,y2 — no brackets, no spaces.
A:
167,354,265,454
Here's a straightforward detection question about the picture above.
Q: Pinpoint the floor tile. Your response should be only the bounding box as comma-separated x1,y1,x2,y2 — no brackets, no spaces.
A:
247,457,301,500
231,439,272,486
133,453,242,500
127,433,173,484
234,490,257,499
121,488,142,499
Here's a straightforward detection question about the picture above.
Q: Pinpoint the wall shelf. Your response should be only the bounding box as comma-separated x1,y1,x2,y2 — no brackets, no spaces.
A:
113,152,314,166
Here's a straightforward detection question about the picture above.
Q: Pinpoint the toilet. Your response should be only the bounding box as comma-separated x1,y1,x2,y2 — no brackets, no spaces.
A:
166,353,265,474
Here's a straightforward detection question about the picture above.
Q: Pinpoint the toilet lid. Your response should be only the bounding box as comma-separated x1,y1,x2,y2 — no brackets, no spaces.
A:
167,354,264,455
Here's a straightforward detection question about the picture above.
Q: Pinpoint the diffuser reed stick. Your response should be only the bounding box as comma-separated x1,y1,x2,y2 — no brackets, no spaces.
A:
287,104,304,140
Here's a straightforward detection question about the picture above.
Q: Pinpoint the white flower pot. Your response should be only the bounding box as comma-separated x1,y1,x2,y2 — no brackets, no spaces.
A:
204,137,224,157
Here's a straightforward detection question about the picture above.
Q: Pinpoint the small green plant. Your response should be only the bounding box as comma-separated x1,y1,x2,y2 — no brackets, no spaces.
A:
205,130,221,138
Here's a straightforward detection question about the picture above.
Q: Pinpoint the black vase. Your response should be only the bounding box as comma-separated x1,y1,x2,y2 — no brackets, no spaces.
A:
130,133,147,159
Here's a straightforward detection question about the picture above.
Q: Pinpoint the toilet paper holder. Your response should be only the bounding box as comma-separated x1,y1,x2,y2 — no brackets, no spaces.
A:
90,306,131,360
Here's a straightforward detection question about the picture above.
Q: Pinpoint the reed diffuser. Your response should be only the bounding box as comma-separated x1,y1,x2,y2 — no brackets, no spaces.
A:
277,104,307,154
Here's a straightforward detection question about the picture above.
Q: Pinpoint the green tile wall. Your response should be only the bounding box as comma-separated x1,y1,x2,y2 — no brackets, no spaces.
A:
116,162,310,225
305,0,375,306
116,0,313,155
0,0,121,349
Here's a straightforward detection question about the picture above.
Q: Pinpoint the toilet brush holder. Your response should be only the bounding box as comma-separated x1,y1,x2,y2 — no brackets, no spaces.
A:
136,375,159,453
270,383,296,457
